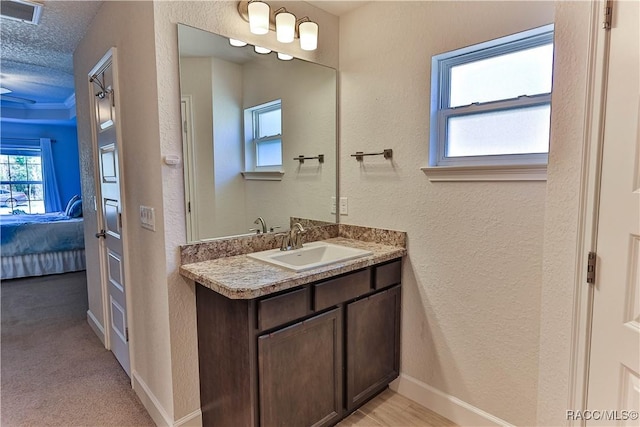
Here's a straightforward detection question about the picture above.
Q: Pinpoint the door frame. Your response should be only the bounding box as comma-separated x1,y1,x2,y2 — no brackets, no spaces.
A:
567,0,613,421
181,95,198,242
87,47,136,381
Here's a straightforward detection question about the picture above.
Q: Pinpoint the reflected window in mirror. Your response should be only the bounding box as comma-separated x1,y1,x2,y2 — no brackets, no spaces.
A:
247,100,282,169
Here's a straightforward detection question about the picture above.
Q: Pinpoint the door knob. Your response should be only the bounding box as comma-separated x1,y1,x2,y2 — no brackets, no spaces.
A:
95,230,106,239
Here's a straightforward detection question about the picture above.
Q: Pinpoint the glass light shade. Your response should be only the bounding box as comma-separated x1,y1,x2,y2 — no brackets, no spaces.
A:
299,21,318,51
248,1,270,35
254,46,271,54
275,12,295,43
229,38,247,47
277,52,293,61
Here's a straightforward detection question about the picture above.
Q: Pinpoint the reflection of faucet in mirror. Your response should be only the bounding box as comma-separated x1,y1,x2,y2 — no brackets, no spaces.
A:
254,217,267,234
280,223,305,251
249,217,267,234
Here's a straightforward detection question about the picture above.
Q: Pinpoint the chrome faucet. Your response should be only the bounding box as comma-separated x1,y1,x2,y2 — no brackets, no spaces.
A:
252,217,267,234
280,223,305,251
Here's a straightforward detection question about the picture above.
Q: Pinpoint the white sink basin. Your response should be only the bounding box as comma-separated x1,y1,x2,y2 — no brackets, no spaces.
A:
247,241,373,272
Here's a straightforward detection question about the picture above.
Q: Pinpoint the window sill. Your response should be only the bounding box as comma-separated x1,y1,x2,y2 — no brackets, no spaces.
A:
241,171,285,181
421,164,547,182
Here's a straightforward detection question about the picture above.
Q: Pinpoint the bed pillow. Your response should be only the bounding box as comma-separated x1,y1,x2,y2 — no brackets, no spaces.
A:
68,199,83,218
64,195,81,216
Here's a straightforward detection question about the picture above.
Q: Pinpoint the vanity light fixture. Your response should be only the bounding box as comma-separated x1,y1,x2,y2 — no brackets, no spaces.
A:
229,38,248,47
248,0,270,35
238,1,319,51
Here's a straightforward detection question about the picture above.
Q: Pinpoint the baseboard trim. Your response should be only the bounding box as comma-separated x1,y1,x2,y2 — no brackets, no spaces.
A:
132,371,202,427
132,370,173,427
174,409,202,427
391,373,514,427
86,309,105,345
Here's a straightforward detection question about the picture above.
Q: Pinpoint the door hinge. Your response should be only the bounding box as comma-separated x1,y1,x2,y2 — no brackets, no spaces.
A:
188,201,191,213
587,251,597,284
125,327,129,342
603,0,613,30
119,212,122,228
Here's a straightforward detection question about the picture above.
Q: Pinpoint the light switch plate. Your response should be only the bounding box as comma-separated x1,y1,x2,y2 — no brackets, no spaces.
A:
339,197,348,215
331,197,336,214
140,205,155,231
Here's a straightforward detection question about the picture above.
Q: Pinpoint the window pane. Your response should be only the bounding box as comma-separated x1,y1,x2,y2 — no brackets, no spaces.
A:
256,139,282,167
449,43,553,107
27,163,42,181
446,104,550,157
0,153,45,214
9,157,27,181
258,108,281,138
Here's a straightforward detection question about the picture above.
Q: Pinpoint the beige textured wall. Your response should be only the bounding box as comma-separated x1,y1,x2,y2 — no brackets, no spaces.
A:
74,0,174,421
211,58,248,237
339,2,553,425
537,1,593,425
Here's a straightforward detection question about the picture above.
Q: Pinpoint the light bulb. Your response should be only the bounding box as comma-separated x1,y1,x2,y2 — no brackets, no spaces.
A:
254,46,271,54
299,21,318,51
275,11,295,43
229,38,247,47
277,52,293,61
248,1,270,35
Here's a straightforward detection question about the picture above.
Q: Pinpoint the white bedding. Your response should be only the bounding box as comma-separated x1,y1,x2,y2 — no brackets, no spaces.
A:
1,250,86,279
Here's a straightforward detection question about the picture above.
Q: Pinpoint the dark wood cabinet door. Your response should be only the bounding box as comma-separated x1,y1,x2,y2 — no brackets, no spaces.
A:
346,285,401,411
258,308,343,427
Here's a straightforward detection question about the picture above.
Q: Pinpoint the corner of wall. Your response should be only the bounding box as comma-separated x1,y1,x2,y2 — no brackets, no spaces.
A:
132,370,202,427
537,1,594,425
86,309,105,345
392,374,514,427
132,371,173,427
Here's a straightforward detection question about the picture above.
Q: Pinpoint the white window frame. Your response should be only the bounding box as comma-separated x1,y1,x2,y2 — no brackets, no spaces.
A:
252,100,282,169
425,24,554,180
0,147,44,214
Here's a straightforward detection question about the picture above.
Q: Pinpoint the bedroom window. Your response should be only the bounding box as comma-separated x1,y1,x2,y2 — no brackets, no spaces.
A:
0,149,44,214
427,24,554,176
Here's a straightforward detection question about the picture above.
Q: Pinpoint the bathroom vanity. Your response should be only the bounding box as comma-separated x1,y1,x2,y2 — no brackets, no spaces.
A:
180,227,405,427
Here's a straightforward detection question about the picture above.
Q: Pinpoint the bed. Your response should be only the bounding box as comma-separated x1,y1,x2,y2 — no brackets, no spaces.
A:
1,213,86,279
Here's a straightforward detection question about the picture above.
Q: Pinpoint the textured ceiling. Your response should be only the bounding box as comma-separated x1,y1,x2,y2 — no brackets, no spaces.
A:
0,0,102,105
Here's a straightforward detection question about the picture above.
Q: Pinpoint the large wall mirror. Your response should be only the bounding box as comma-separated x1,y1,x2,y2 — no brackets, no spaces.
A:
178,24,337,243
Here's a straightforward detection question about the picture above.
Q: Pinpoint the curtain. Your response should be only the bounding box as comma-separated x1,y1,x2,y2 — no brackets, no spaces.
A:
40,138,62,212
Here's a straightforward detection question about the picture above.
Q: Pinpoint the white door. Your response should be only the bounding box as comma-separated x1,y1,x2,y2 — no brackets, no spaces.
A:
587,0,639,423
90,51,130,376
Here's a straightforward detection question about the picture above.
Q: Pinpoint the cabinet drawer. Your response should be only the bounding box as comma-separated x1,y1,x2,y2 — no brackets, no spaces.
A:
258,287,309,331
374,259,401,290
314,269,371,311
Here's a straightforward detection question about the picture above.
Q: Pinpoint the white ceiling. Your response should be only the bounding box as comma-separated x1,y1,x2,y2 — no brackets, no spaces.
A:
307,1,369,16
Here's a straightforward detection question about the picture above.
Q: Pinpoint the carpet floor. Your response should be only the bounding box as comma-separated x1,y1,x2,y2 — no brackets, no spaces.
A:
1,272,154,426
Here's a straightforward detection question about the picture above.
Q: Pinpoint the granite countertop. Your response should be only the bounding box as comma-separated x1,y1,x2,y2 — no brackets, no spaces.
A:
179,237,406,299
